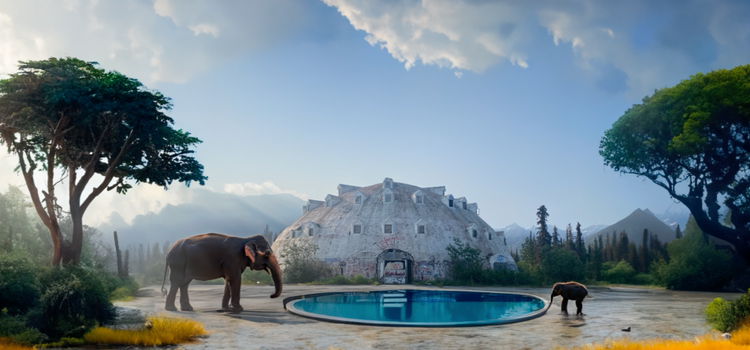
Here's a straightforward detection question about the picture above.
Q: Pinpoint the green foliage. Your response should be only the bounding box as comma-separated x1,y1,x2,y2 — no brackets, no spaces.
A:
26,266,116,340
654,217,734,290
445,238,487,284
705,290,750,332
0,312,47,345
631,273,657,285
0,251,42,315
540,246,584,284
313,274,377,285
280,240,332,283
600,260,638,284
242,269,274,285
599,64,750,263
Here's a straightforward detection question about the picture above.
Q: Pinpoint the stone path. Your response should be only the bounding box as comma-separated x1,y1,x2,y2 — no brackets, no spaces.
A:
117,284,742,350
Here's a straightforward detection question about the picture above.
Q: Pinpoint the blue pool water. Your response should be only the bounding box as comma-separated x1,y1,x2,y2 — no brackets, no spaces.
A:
285,289,548,327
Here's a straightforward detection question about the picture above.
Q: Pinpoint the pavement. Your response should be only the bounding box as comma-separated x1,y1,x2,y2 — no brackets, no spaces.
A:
116,284,742,350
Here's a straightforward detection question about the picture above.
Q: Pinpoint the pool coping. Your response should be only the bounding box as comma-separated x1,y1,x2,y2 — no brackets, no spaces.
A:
283,288,550,327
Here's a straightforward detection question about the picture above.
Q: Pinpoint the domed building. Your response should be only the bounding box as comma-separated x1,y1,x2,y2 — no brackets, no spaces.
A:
272,178,517,284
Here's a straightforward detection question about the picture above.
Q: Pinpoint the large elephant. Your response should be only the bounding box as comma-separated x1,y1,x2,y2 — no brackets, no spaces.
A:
548,281,588,317
161,233,282,311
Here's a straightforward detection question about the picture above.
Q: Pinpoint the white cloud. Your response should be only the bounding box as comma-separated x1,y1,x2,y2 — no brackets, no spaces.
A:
0,0,312,84
224,181,309,201
323,0,531,72
324,0,750,95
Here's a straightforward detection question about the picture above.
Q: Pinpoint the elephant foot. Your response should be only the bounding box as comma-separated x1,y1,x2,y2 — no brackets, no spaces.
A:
181,305,194,311
229,305,244,313
165,304,178,311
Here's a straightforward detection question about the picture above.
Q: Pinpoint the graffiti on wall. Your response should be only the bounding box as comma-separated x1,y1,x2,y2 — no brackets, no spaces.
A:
374,235,402,250
384,261,406,284
413,259,450,280
323,258,376,278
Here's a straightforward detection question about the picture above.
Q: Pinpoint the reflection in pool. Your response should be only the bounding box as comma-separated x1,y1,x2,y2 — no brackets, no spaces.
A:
285,289,547,327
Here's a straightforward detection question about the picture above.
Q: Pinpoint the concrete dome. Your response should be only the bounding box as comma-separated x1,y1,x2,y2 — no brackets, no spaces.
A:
272,178,517,284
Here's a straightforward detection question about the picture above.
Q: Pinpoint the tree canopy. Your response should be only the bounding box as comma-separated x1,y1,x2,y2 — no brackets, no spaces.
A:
0,57,207,265
600,64,750,262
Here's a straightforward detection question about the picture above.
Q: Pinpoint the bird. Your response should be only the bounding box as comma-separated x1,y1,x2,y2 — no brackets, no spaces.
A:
621,327,631,332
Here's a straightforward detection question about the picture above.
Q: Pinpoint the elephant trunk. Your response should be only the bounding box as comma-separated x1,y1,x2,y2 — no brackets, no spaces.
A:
268,253,283,298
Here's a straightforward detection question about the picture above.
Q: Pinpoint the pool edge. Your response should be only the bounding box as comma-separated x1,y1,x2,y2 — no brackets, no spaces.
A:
284,288,550,328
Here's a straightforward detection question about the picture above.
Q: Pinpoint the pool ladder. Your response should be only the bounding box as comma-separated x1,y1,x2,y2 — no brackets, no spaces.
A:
381,291,407,308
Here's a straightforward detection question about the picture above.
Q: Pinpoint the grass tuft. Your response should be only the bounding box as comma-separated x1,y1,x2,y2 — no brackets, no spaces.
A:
83,315,205,346
559,324,750,350
0,338,36,350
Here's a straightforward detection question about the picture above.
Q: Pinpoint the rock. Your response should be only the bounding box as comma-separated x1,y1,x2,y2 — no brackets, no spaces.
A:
722,333,732,340
103,306,146,330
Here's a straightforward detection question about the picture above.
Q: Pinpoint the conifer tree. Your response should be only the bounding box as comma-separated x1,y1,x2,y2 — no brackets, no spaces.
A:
575,222,586,262
675,224,682,239
604,233,611,262
565,224,574,250
639,229,650,273
552,225,561,246
536,205,551,247
618,231,630,261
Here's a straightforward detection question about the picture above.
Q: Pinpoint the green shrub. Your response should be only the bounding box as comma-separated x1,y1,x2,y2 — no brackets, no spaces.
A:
313,274,377,285
540,247,584,284
445,238,491,285
0,313,46,345
242,269,274,285
26,266,115,340
705,290,750,332
0,251,42,315
601,260,637,284
631,273,656,285
280,240,333,283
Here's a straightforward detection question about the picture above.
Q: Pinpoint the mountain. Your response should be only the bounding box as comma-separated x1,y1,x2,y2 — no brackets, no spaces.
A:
583,208,677,248
500,223,609,252
655,209,690,231
97,191,305,249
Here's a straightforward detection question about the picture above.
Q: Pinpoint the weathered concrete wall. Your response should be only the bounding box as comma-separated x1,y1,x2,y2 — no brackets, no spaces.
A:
272,179,517,281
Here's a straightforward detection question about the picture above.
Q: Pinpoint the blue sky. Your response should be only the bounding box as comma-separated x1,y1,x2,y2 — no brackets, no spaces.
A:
1,0,749,229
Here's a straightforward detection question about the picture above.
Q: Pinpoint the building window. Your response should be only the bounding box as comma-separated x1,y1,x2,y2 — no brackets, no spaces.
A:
355,196,362,204
472,229,478,238
416,195,423,204
384,224,393,234
384,193,392,202
308,228,314,236
449,199,454,207
462,202,467,210
291,231,296,238
353,225,362,234
489,232,492,240
418,225,426,234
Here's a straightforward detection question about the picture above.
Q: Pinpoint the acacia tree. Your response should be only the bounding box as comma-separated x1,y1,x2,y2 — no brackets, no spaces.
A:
600,64,750,263
0,58,206,265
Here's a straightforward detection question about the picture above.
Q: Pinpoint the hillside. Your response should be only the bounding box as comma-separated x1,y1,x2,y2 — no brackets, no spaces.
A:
97,191,305,248
583,208,677,248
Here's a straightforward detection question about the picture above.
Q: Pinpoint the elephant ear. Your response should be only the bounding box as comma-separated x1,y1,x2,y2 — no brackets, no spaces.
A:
245,245,256,264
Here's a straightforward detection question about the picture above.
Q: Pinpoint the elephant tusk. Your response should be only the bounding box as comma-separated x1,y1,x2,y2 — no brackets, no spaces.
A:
264,266,271,275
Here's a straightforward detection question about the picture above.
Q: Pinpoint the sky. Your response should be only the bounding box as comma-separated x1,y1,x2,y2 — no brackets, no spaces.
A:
1,0,749,230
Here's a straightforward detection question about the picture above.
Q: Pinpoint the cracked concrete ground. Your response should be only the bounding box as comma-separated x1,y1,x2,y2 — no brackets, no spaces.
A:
117,284,742,350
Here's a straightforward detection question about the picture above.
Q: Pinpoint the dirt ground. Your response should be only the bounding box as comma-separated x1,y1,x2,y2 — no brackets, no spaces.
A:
117,284,742,350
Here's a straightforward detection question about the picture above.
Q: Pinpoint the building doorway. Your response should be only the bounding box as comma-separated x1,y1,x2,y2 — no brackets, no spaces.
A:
377,249,414,284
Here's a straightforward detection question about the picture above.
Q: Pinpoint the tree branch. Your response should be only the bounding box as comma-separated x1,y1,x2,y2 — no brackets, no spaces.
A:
81,124,138,214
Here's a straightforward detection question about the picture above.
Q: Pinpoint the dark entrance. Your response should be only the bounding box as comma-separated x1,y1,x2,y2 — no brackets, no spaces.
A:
377,249,414,284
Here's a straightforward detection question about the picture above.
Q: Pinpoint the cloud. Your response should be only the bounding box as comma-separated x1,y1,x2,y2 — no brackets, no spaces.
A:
224,181,309,201
0,0,314,83
324,0,750,95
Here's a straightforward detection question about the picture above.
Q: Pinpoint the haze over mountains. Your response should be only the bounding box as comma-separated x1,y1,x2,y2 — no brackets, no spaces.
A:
97,191,305,249
501,208,688,251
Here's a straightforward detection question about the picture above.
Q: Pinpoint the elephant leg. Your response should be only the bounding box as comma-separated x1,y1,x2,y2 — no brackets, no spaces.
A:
222,280,231,310
576,299,584,316
561,297,569,315
165,283,179,311
179,281,193,311
229,272,243,311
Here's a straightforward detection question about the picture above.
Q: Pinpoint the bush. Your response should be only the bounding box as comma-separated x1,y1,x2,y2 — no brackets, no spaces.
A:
280,240,332,283
445,238,489,285
601,260,638,284
314,274,377,285
656,233,733,290
26,266,116,340
0,252,42,315
540,247,584,284
705,289,750,332
631,273,657,285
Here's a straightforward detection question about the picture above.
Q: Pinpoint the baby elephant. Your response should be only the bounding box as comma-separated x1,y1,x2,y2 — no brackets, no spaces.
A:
550,281,588,317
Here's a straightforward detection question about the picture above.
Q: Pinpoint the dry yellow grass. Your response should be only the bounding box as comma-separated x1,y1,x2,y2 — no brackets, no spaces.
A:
559,324,750,350
83,315,206,346
0,338,34,350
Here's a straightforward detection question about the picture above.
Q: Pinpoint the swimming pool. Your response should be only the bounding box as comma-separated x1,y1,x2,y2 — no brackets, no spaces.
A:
284,289,548,327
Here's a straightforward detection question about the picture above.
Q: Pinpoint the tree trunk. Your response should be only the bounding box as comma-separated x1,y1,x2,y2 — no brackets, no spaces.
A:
114,231,124,278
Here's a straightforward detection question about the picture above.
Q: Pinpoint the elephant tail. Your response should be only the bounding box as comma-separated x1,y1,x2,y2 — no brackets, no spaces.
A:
161,264,169,297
